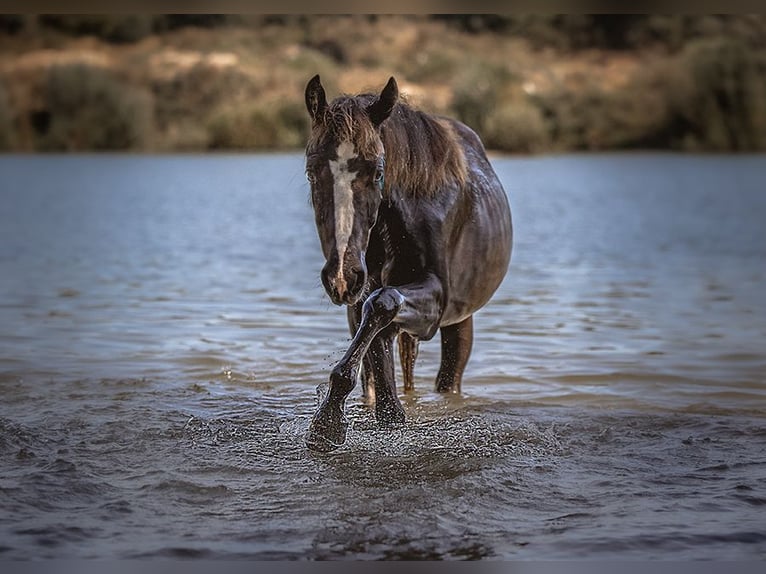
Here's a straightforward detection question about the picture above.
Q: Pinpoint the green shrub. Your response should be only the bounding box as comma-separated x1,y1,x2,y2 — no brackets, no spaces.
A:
275,98,310,147
153,15,233,32
501,15,594,51
40,63,154,151
451,62,516,134
37,15,154,43
283,48,340,85
0,80,15,150
576,66,679,150
0,14,25,35
532,85,602,151
671,38,766,150
535,39,766,152
207,98,308,150
152,62,257,131
483,99,550,153
400,46,460,84
531,66,680,151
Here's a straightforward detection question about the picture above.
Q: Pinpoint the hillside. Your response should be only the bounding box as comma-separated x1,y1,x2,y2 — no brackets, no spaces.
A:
1,14,765,153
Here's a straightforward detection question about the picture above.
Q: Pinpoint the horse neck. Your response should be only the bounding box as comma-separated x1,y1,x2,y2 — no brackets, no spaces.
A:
372,197,401,262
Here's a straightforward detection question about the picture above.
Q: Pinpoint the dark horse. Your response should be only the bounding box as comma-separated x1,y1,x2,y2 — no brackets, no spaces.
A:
304,75,512,451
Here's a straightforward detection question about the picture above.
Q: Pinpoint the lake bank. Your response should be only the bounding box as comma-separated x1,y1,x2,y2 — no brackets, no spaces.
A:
1,15,765,154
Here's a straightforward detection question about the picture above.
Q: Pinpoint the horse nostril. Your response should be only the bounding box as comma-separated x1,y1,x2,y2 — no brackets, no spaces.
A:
321,260,366,305
320,265,340,303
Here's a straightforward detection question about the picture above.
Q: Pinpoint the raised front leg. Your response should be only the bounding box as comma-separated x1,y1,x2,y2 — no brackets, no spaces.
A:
435,315,473,393
306,288,404,452
347,304,376,404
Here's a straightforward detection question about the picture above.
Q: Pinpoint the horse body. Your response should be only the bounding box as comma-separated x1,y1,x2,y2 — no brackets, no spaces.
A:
304,76,512,451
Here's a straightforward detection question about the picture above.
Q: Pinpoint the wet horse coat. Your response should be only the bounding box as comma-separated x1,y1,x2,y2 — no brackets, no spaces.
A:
304,76,512,451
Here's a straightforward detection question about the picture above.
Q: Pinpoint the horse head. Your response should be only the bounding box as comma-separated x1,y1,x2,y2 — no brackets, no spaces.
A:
304,75,398,305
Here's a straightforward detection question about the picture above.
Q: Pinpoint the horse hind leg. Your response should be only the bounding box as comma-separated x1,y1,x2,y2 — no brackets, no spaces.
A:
398,331,419,392
349,303,376,405
360,357,376,405
435,315,473,393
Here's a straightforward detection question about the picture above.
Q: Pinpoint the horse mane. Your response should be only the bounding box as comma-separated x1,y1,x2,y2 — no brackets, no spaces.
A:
307,93,468,197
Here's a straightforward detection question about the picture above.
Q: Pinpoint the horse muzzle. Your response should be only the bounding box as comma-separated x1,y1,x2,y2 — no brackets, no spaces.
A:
321,260,367,306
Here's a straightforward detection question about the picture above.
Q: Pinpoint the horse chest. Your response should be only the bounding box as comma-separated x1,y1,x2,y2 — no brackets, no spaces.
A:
373,215,426,287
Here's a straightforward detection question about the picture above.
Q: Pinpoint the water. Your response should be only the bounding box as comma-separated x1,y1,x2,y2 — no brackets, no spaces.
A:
1,153,765,559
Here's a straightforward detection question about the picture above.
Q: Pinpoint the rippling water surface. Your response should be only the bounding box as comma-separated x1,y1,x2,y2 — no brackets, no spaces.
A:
1,153,765,559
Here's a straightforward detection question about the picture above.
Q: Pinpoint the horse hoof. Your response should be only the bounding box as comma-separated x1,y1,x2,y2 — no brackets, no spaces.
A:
305,416,348,452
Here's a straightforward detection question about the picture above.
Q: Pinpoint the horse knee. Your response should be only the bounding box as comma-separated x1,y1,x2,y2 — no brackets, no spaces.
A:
363,288,403,325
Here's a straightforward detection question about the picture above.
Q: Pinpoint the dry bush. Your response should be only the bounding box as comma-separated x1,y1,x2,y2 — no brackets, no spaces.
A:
569,62,679,150
207,97,308,150
0,79,14,149
2,15,765,153
450,61,517,135
670,38,766,151
151,61,258,129
39,63,154,151
37,15,155,44
532,38,766,152
483,99,550,153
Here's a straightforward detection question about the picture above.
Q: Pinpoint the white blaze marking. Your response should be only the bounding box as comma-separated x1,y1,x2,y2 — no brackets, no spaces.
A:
328,140,357,292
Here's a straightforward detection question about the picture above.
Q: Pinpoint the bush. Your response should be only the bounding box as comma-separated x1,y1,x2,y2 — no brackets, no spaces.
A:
671,38,766,150
401,47,459,84
0,14,25,35
207,98,308,150
499,15,596,51
152,62,257,131
555,64,679,151
534,39,766,152
585,78,673,150
37,15,154,43
153,15,233,32
532,85,598,151
40,63,154,151
483,99,550,153
531,61,682,151
451,62,516,134
0,80,15,150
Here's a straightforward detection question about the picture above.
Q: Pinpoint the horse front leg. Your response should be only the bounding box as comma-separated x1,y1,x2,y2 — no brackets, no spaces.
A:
306,288,404,452
365,325,404,427
347,303,376,404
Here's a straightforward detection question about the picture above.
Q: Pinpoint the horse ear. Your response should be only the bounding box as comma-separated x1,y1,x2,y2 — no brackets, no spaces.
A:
367,76,398,127
305,74,327,125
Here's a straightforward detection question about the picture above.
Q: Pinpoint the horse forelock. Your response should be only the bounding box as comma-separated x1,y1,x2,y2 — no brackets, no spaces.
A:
307,95,383,162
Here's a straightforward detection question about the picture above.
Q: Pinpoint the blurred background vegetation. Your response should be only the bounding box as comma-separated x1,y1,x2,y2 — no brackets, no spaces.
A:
0,14,764,153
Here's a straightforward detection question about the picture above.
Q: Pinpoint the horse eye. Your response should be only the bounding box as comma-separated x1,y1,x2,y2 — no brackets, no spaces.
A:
374,157,385,186
306,171,317,185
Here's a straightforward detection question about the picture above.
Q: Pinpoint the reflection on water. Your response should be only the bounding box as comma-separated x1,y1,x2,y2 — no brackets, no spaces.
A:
0,153,765,559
